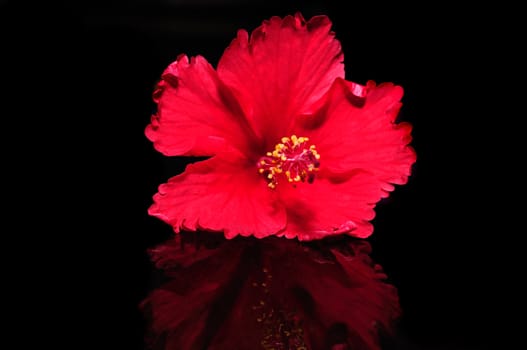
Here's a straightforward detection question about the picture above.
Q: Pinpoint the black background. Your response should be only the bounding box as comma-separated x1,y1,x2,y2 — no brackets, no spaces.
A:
3,1,508,349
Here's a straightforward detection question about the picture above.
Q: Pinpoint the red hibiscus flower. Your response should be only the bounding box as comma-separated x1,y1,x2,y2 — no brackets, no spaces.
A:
146,13,416,240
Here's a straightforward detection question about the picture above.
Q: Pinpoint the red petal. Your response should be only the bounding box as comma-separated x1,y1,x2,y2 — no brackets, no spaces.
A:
148,157,286,238
304,78,416,196
146,54,257,157
217,13,344,148
279,172,385,240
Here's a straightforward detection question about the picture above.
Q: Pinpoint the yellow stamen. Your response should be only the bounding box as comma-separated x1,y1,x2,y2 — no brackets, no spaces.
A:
257,135,320,189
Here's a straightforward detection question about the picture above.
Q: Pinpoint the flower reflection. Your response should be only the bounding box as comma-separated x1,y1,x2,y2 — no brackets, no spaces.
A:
141,233,400,350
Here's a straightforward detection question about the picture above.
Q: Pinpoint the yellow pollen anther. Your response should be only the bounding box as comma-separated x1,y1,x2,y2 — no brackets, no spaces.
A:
257,135,320,189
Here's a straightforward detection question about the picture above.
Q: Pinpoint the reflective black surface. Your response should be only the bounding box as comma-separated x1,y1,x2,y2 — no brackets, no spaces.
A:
3,1,506,349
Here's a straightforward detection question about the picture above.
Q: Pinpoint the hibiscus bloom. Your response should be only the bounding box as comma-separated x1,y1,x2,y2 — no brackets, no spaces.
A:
146,13,416,241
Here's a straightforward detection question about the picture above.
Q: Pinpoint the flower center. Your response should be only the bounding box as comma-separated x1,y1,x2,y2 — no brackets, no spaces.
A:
257,135,320,189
